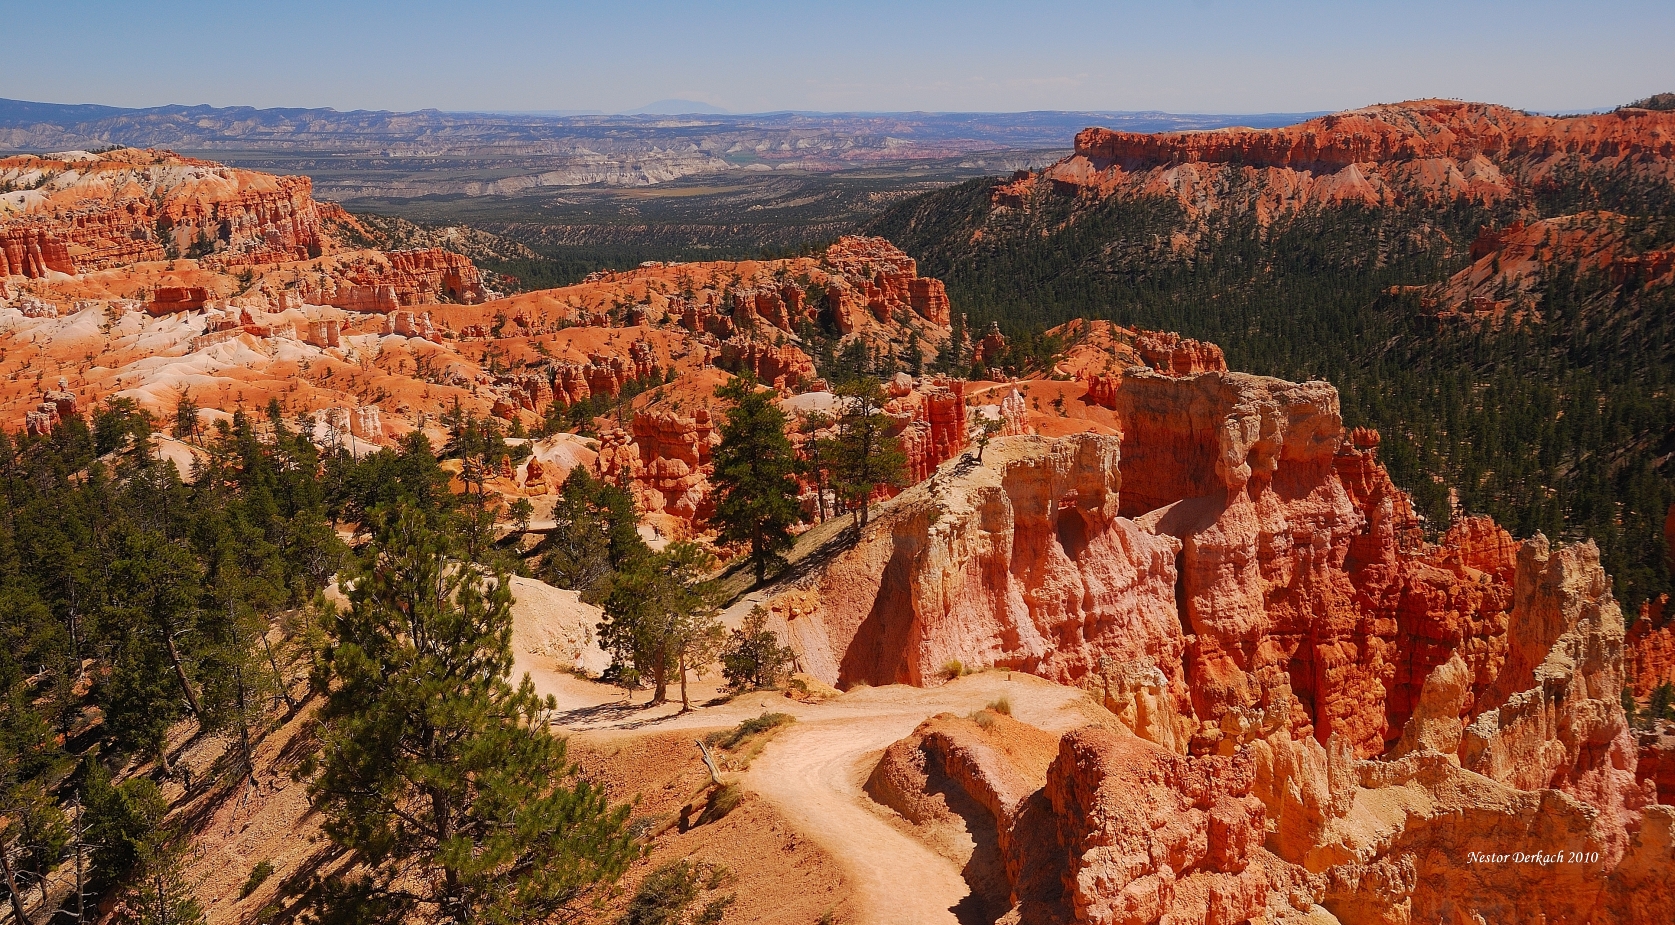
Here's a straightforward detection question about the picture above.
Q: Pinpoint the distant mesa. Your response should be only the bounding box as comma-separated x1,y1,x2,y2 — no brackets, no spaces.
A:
623,99,729,115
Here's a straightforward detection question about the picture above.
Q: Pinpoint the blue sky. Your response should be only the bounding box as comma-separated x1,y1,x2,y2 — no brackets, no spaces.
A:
2,0,1670,114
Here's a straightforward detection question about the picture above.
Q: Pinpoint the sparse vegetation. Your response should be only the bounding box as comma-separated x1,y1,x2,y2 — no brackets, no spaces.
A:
238,860,275,899
1625,92,1675,111
695,782,745,826
619,859,735,925
707,711,795,752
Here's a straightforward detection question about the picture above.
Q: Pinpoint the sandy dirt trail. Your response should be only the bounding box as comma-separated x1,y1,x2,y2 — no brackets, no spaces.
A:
531,668,1096,925
741,675,1096,925
745,707,968,923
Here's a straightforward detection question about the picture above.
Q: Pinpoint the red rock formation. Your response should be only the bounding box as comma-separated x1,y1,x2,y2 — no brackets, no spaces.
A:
0,149,344,276
622,409,717,520
1067,101,1675,176
865,535,1669,922
1626,596,1674,697
821,236,953,330
147,286,211,314
592,427,642,487
674,294,736,338
1428,211,1667,326
551,363,593,407
23,383,79,436
716,337,816,390
909,277,951,326
974,322,1007,366
1043,728,1273,925
730,283,809,333
1021,101,1675,223
1638,729,1675,805
493,371,554,417
1133,330,1226,375
383,249,487,304
766,432,1185,689
305,248,488,311
555,345,659,402
920,377,968,469
0,225,77,277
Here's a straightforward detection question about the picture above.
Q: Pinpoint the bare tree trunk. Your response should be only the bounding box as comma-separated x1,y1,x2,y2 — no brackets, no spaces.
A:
262,629,297,711
73,801,86,923
679,650,690,713
164,628,202,719
1,841,29,925
650,659,668,706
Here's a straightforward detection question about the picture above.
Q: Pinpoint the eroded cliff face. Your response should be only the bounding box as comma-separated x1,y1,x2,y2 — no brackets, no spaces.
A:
0,149,347,276
784,349,1672,922
995,100,1675,222
772,432,1183,690
864,536,1667,925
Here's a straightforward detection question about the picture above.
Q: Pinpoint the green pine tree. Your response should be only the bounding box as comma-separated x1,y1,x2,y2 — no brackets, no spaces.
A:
830,378,908,528
118,832,203,925
597,542,724,710
721,606,796,690
711,375,802,584
309,508,635,924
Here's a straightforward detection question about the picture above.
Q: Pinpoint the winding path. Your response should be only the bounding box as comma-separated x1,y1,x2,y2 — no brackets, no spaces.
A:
526,646,1096,925
743,675,1094,925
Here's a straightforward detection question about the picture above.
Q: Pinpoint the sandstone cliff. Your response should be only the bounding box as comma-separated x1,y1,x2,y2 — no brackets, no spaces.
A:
0,148,352,276
761,345,1670,921
999,100,1675,222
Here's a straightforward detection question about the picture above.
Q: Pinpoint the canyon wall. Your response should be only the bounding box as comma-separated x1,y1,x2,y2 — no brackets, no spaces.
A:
995,100,1675,221
1,149,344,276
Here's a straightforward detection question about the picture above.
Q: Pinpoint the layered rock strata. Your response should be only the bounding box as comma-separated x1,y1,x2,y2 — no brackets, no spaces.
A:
825,351,1671,922
1000,101,1675,221
1,149,339,276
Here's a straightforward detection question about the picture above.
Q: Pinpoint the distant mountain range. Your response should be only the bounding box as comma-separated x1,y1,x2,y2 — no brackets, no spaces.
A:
0,97,1324,203
0,97,1321,158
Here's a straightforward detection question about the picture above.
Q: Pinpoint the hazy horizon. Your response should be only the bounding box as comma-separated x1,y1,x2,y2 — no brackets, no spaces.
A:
1,0,1669,116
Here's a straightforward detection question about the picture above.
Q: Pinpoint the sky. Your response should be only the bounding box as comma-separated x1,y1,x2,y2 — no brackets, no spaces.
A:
2,0,1671,115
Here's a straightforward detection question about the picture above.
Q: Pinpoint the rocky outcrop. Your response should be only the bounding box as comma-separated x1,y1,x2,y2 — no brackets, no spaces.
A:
764,432,1185,689
1067,102,1675,175
730,283,810,333
866,711,1061,921
147,286,211,314
1042,728,1275,925
869,538,1670,921
893,377,969,484
716,337,816,390
590,409,718,522
301,248,487,311
0,224,77,277
1132,330,1226,376
822,236,953,331
0,149,339,276
1627,596,1675,697
1013,101,1675,222
772,344,1665,925
382,248,487,303
1426,212,1672,326
1639,729,1675,805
